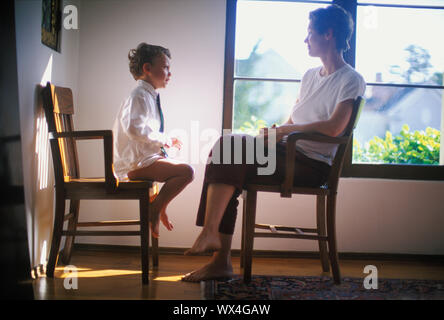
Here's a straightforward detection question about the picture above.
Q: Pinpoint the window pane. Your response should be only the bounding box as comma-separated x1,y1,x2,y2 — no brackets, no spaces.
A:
232,80,300,134
353,85,442,165
356,6,444,85
235,1,331,79
358,0,444,7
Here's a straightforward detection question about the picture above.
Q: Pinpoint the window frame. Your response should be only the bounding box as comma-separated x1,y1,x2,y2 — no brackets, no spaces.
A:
222,0,444,181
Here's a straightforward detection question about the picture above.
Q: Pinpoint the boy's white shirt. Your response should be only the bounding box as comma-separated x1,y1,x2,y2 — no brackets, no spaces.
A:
290,64,366,165
113,79,171,179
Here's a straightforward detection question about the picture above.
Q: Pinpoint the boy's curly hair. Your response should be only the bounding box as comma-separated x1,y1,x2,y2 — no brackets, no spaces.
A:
128,43,171,80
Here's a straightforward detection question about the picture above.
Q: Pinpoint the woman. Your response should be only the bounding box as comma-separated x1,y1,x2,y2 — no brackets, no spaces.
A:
182,4,366,282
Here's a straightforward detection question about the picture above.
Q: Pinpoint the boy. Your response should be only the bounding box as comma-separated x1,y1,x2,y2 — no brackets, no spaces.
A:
113,43,194,238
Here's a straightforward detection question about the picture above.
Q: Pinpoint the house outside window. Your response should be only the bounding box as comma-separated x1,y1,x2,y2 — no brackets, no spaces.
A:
223,0,444,180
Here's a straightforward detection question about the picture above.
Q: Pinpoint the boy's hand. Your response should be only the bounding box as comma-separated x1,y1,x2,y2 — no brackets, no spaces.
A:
164,137,182,150
170,137,183,150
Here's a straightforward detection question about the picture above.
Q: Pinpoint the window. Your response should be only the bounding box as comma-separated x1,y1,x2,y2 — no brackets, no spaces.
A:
228,0,332,135
223,0,444,180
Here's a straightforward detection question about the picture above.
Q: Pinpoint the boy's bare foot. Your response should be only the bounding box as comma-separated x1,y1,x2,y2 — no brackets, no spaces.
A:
181,260,233,282
149,206,160,238
149,203,173,238
160,209,173,231
149,221,160,238
184,229,221,255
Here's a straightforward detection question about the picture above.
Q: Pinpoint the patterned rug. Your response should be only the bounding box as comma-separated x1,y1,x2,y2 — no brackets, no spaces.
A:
203,275,444,300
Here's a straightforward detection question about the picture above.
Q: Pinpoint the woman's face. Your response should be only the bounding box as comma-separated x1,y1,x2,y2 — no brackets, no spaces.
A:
304,20,329,57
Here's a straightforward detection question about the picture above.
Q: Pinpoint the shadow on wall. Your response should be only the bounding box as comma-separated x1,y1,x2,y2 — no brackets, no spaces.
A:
0,0,33,299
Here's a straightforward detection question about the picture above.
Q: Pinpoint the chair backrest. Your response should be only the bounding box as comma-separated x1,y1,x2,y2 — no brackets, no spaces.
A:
40,82,80,187
326,96,365,192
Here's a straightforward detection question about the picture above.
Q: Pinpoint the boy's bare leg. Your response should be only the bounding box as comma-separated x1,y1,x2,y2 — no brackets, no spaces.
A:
184,183,235,255
128,158,194,238
182,233,233,282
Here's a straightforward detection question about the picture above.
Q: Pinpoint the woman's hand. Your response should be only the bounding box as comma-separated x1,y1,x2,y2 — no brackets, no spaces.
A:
259,124,287,143
275,126,287,142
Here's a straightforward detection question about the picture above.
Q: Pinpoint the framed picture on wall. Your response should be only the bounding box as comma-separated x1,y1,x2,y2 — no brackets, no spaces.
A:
41,0,61,52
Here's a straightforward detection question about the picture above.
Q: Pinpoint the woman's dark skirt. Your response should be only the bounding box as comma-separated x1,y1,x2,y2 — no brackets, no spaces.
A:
196,135,331,235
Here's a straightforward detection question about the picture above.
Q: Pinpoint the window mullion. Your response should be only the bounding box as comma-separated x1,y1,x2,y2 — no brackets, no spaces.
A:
333,0,357,67
222,0,237,131
334,0,358,176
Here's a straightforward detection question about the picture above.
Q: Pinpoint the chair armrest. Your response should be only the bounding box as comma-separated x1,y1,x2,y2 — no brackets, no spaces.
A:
49,130,112,140
286,131,348,146
49,130,116,191
280,131,349,198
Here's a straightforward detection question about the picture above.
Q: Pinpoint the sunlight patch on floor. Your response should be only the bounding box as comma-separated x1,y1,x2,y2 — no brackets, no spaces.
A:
55,267,141,278
55,267,92,272
153,275,184,282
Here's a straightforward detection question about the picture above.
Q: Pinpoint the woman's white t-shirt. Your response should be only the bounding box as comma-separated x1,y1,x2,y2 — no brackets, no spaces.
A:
290,64,366,165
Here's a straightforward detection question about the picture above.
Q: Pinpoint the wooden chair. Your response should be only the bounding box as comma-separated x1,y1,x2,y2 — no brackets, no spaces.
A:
240,97,365,284
40,82,159,284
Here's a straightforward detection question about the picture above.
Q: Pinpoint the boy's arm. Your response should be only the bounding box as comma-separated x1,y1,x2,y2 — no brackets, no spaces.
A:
122,95,169,147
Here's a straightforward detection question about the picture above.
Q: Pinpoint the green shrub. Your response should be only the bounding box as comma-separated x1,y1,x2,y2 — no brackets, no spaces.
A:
353,125,441,165
237,116,268,136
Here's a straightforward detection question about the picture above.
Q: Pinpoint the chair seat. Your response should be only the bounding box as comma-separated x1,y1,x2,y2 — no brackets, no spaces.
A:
66,177,152,189
246,183,330,195
64,177,153,199
245,172,330,195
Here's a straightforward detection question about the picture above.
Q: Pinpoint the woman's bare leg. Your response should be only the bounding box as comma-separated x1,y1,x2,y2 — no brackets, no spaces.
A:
184,183,235,255
128,158,194,238
182,233,233,282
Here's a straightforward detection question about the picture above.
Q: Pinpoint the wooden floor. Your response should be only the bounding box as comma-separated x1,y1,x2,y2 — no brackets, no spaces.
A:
33,248,444,300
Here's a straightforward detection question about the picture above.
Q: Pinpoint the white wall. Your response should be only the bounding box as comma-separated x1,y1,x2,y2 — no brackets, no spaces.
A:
16,0,444,269
15,0,81,267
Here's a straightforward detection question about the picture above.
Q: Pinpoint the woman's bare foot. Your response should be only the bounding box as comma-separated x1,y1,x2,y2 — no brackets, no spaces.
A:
184,229,221,255
181,259,233,282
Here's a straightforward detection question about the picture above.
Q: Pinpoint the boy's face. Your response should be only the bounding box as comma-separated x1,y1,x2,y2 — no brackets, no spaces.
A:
143,53,171,89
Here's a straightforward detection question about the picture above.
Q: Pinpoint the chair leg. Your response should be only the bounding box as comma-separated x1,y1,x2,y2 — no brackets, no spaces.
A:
46,190,66,278
326,194,341,284
60,199,80,265
316,195,330,273
240,190,247,269
139,196,150,285
151,235,159,268
242,190,257,283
